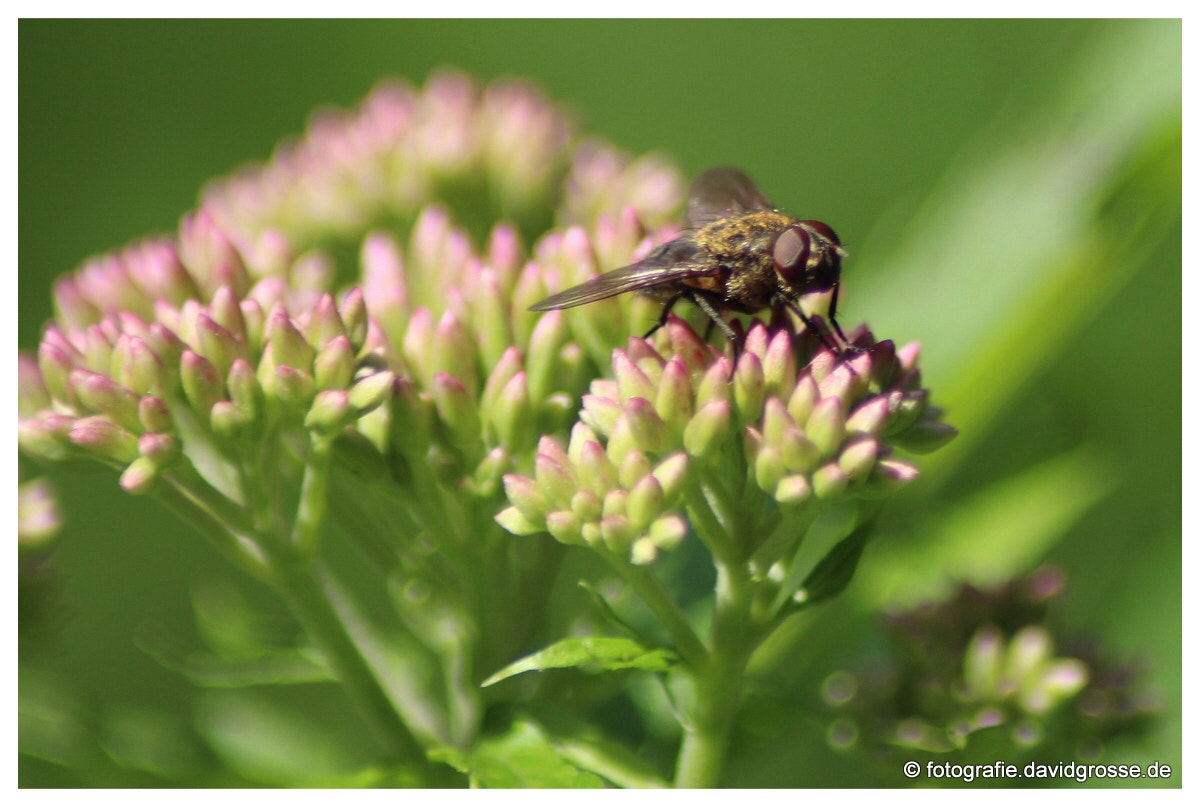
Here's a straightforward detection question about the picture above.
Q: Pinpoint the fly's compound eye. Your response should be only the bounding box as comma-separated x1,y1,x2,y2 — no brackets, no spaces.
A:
773,225,812,282
798,219,841,247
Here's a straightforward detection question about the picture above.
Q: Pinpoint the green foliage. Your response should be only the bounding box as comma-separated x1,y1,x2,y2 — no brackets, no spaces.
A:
483,637,679,687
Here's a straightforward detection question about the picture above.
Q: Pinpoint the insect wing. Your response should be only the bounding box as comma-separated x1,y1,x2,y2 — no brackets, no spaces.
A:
529,240,710,311
686,167,776,229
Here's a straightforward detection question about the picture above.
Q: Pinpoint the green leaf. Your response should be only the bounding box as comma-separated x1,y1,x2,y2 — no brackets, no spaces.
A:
482,636,678,687
793,520,872,608
578,580,647,640
432,717,607,788
768,501,862,614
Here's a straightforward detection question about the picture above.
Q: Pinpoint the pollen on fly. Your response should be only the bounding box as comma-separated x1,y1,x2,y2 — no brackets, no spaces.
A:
529,167,856,356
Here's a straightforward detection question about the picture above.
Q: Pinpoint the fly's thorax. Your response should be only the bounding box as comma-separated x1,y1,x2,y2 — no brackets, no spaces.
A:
694,210,796,262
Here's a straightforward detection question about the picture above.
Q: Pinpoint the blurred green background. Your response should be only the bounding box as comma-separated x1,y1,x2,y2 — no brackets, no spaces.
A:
19,19,1180,787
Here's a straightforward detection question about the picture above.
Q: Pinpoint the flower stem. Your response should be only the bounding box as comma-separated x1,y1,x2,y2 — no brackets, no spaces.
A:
674,562,757,788
268,556,444,781
609,559,708,670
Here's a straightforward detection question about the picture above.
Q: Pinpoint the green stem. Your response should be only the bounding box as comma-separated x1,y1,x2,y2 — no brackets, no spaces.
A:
156,478,269,578
609,559,708,670
674,562,757,788
292,433,334,558
169,460,259,537
683,481,737,566
269,557,442,781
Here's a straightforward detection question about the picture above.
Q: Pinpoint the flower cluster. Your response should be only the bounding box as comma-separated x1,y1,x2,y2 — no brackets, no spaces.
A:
823,568,1157,761
498,315,955,566
18,69,962,785
17,74,685,550
200,70,680,268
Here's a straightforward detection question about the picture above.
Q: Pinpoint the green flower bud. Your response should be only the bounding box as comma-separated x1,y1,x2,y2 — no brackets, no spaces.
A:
239,299,266,356
487,369,531,449
120,456,159,494
209,285,247,343
307,293,347,350
181,350,226,421
472,447,511,498
806,396,846,459
581,394,621,437
535,447,578,510
71,369,142,432
210,400,250,441
617,450,651,490
602,488,628,519
227,359,264,427
347,368,394,416
846,397,890,436
733,352,765,421
431,310,478,396
272,365,317,413
431,371,483,459
774,474,812,505
578,439,618,496
754,445,785,494
838,437,878,481
526,308,566,403
570,489,602,522
777,427,817,476
964,626,1005,698
683,399,731,461
503,473,550,523
811,463,848,500
388,376,432,458
600,513,636,554
339,287,369,353
68,415,138,462
647,514,687,552
138,396,172,433
651,452,688,507
495,505,543,536
195,312,245,378
654,358,694,436
622,397,668,455
306,390,353,433
761,328,798,400
545,510,583,545
19,418,73,462
892,418,959,454
626,474,665,532
314,335,357,391
110,335,164,395
866,458,919,495
137,432,180,466
38,340,76,407
613,350,656,404
267,305,315,371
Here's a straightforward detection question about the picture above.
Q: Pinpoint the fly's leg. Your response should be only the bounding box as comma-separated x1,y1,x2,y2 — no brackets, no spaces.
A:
642,293,683,340
827,281,854,347
689,291,740,355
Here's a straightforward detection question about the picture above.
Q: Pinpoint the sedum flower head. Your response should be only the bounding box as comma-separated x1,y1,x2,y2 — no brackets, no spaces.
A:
18,70,959,781
823,567,1157,761
498,314,955,566
18,72,685,525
